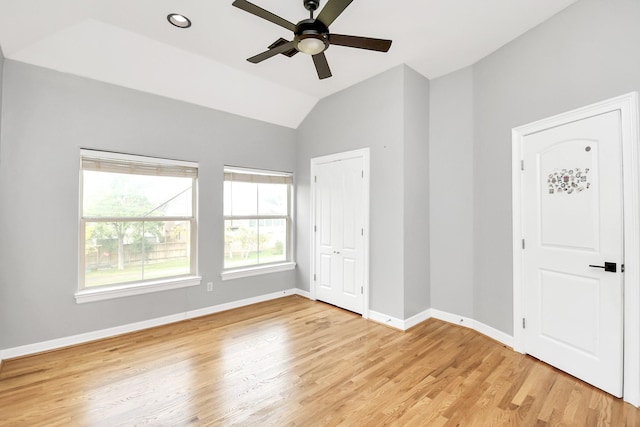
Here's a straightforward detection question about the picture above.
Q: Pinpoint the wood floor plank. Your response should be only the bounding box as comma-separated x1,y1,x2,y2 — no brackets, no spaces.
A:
1,296,639,426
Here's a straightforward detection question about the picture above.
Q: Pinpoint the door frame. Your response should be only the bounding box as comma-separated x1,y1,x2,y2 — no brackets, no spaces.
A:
512,92,640,406
310,148,371,318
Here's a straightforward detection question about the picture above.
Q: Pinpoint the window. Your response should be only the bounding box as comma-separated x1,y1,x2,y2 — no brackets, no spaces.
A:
77,149,200,302
223,166,294,278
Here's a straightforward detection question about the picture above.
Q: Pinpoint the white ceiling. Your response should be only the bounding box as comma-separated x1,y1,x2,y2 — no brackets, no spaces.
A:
0,0,577,128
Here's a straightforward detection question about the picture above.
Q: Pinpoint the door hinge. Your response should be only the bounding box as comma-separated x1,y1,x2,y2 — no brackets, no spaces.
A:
361,286,363,294
521,160,524,171
314,225,317,232
314,274,316,281
362,170,364,178
314,176,317,183
522,239,525,249
361,228,364,236
622,264,625,273
522,318,526,329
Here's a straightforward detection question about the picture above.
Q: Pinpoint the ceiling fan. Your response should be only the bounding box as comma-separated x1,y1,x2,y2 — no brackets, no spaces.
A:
232,0,392,80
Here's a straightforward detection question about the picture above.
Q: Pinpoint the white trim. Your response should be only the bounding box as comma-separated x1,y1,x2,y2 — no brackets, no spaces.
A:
473,321,514,348
75,276,202,303
310,148,371,318
293,288,311,299
512,92,640,406
1,312,187,360
220,262,296,281
404,309,433,330
186,289,299,318
429,309,475,329
368,307,514,348
80,148,197,169
224,165,292,178
430,309,515,348
3,288,305,360
368,310,405,330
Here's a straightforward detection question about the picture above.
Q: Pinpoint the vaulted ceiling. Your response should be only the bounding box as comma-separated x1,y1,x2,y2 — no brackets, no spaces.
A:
0,0,577,128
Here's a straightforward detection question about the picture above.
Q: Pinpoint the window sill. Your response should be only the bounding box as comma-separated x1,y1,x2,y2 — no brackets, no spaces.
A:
221,262,296,281
75,276,202,304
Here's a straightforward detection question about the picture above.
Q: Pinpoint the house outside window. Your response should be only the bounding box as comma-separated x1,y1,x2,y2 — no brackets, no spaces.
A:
77,149,200,302
223,166,294,279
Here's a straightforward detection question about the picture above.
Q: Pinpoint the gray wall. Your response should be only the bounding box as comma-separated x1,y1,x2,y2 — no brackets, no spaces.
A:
403,67,430,318
296,65,430,320
428,67,475,319
0,60,297,349
0,45,4,161
470,0,640,333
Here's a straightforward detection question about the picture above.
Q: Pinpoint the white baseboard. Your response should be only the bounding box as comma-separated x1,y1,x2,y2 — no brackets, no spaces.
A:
404,309,433,330
0,312,186,360
430,309,514,348
366,307,513,349
187,289,298,318
473,319,514,348
429,309,475,329
368,310,405,330
1,288,306,361
292,288,311,299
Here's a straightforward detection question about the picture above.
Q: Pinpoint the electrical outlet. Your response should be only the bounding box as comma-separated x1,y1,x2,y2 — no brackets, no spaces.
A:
207,282,213,292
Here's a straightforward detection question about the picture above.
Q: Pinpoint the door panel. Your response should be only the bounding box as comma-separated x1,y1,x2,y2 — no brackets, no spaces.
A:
343,258,357,295
319,176,334,247
522,111,623,396
342,163,360,252
539,140,599,250
539,269,599,355
319,253,332,290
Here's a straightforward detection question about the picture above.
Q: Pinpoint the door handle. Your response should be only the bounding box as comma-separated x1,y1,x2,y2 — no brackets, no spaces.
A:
333,251,340,254
588,262,617,273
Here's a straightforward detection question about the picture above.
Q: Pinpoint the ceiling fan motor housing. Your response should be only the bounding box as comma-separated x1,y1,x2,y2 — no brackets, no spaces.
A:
294,19,329,54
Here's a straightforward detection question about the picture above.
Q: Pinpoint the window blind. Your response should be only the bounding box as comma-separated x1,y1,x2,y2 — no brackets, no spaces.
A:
81,150,197,178
224,167,292,184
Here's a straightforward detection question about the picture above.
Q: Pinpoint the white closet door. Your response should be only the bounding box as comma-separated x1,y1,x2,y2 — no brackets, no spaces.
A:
314,156,365,314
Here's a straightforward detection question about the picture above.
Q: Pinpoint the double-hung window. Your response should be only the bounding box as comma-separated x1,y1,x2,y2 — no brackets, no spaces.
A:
223,166,294,279
77,149,200,302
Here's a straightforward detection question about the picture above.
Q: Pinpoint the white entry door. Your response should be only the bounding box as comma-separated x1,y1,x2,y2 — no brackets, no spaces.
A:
521,111,624,396
312,152,366,314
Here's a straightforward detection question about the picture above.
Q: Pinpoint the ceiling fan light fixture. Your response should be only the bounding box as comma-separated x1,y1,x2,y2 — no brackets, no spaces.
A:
297,36,327,55
167,13,192,28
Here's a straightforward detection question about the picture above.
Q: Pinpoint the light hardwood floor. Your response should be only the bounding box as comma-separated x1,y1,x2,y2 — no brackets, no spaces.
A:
1,295,638,426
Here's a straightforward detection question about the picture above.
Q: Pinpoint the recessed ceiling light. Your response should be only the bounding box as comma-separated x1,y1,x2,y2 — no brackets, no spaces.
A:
167,13,191,29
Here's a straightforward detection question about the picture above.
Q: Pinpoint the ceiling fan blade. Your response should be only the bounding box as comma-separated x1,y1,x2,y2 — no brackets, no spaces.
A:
268,38,299,57
232,0,297,32
247,41,296,63
312,52,332,79
329,34,392,52
316,0,353,27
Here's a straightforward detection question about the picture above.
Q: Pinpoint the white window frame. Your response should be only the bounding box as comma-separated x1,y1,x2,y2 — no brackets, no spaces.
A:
221,166,295,280
76,149,201,303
